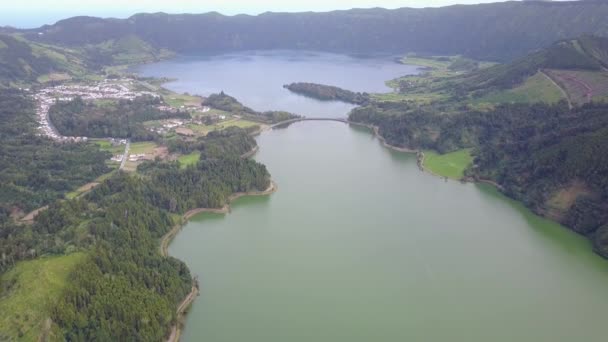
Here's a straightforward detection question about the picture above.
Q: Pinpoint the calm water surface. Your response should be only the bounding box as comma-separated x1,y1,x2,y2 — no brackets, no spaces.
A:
139,52,608,341
136,50,417,117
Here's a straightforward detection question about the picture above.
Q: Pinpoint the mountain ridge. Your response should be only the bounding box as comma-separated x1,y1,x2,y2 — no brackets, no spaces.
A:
16,1,608,62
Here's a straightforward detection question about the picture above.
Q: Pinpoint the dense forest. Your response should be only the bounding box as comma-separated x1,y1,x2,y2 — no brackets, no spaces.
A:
350,100,608,257
284,82,370,105
1,124,271,339
50,130,270,339
164,126,259,157
0,89,109,216
23,2,608,61
49,95,190,140
204,92,299,123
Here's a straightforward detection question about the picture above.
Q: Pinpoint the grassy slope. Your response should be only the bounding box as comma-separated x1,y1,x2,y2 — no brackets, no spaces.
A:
472,72,565,106
0,253,86,341
93,35,175,65
12,35,90,82
129,141,158,154
423,149,473,180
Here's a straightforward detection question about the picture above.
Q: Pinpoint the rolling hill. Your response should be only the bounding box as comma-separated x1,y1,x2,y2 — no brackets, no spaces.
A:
0,34,91,86
460,35,608,91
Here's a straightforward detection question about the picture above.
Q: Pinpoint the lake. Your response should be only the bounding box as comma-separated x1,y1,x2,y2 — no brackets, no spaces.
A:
136,50,418,117
137,52,608,341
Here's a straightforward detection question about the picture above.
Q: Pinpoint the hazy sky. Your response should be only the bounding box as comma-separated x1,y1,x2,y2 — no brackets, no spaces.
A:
1,0,508,28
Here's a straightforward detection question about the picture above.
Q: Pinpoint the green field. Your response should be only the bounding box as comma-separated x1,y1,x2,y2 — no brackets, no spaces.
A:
92,139,124,155
164,93,204,108
129,141,158,154
423,149,473,180
188,119,260,136
178,152,200,168
122,141,161,172
0,253,86,341
473,72,565,106
372,91,447,104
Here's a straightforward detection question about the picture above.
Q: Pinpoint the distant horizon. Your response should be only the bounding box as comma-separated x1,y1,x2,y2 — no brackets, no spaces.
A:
0,0,516,28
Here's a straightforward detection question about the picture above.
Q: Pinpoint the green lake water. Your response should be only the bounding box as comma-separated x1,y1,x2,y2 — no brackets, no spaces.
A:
138,52,608,341
170,122,608,342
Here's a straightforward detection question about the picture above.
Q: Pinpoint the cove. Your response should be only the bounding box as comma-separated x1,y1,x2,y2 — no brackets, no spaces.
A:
137,52,608,341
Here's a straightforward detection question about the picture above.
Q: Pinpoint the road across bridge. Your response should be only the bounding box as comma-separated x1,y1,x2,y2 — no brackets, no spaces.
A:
270,117,351,128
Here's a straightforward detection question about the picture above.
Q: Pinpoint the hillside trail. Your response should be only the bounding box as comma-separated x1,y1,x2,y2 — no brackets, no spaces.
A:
540,70,572,109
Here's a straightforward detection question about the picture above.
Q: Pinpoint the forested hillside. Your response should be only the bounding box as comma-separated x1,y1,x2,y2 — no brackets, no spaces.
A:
164,126,259,157
204,92,299,123
0,89,109,216
284,82,370,105
350,99,608,257
1,125,271,339
22,1,608,61
342,33,608,261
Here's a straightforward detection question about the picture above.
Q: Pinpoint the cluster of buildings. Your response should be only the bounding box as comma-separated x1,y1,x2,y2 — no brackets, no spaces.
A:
147,119,189,135
33,92,88,142
32,78,228,147
33,79,160,142
39,80,159,102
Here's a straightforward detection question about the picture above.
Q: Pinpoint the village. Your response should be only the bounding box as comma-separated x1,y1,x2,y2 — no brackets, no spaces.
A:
31,78,258,169
33,79,160,142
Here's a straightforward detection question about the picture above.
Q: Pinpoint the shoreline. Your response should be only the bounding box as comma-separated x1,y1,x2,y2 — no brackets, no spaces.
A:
350,121,503,187
166,286,199,342
160,180,277,341
160,180,277,257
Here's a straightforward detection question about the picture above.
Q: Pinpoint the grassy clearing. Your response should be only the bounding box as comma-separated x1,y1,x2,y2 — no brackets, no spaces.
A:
473,72,565,105
178,152,200,168
0,253,86,341
165,93,203,108
423,149,473,180
187,119,259,136
129,141,158,154
123,141,162,172
372,91,447,104
92,139,124,155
